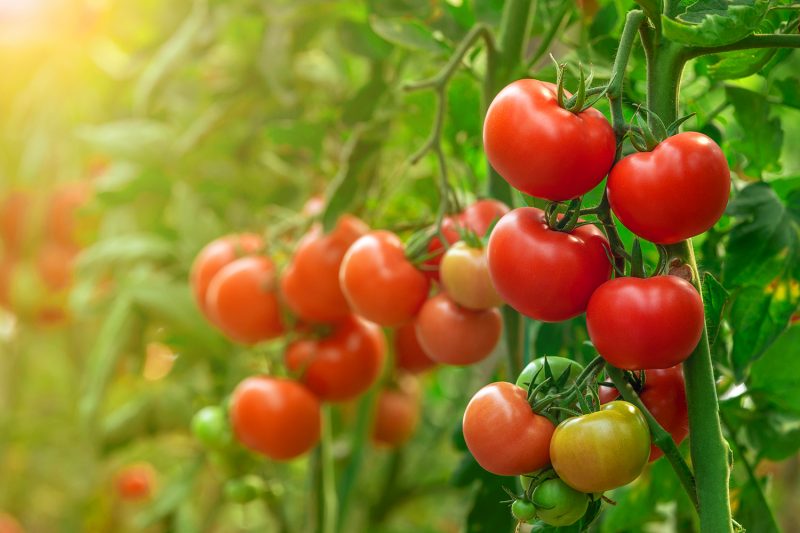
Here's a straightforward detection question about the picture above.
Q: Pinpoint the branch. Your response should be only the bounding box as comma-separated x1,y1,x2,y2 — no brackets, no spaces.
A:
685,33,800,59
526,0,572,71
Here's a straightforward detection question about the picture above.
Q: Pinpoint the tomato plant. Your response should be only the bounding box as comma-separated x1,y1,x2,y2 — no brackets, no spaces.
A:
440,241,503,310
393,320,437,374
532,477,589,527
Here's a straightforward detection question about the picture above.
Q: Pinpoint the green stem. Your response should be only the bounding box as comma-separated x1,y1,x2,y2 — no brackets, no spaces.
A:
319,405,338,533
606,366,698,511
526,0,572,70
684,33,800,58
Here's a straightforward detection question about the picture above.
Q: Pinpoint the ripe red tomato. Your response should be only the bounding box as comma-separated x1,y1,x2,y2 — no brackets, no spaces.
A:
115,463,156,501
229,376,321,460
463,382,555,476
393,320,437,374
205,256,285,344
599,366,688,461
285,315,385,402
415,293,502,365
483,79,616,201
550,401,650,493
372,375,420,447
440,242,503,310
487,207,611,322
586,275,704,370
190,233,263,319
421,215,460,282
607,132,730,244
37,242,78,291
461,199,510,236
281,215,368,323
340,231,430,327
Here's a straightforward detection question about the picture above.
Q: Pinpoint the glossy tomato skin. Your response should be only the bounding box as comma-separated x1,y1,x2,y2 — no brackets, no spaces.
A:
393,320,437,374
550,401,650,493
285,315,385,402
461,199,510,236
229,376,321,460
586,275,704,370
372,375,420,447
116,463,156,501
340,231,430,327
488,207,611,322
281,215,368,323
463,382,555,476
440,242,503,310
415,293,502,365
205,256,284,344
532,478,589,527
484,79,615,201
190,234,263,319
607,132,730,244
599,366,688,461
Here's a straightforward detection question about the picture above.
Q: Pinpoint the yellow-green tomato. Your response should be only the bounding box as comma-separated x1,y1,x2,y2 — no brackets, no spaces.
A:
550,401,650,493
532,478,589,526
440,241,504,310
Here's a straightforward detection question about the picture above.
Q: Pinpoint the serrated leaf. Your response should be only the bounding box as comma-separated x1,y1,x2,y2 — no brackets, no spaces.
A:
727,86,783,177
702,272,730,346
662,0,769,47
369,16,445,53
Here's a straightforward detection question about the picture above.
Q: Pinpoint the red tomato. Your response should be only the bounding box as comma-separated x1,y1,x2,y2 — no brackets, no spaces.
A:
586,275,704,369
285,315,385,402
0,191,31,256
281,215,368,323
115,463,156,501
483,79,616,201
422,215,460,282
372,375,421,447
0,513,23,533
463,382,555,476
190,233,263,319
607,132,730,244
461,199,510,236
487,207,611,322
340,231,430,326
599,366,688,461
37,242,78,291
45,182,91,248
415,293,502,365
394,319,437,374
229,376,321,460
205,256,284,344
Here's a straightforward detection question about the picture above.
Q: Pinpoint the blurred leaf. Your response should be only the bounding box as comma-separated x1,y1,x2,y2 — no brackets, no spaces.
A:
76,120,175,162
703,272,730,346
369,16,446,53
465,473,516,533
368,0,432,18
774,78,800,109
662,0,768,47
135,456,204,528
726,87,783,176
78,234,175,273
735,472,781,533
748,325,800,414
337,19,394,59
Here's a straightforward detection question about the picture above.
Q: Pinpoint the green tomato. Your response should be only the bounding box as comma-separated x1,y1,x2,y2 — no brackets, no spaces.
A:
191,406,231,448
550,400,651,493
532,478,589,527
223,476,263,503
511,499,537,522
516,356,584,393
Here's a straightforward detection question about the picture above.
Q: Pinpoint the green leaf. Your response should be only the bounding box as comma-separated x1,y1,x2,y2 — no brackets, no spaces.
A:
337,19,393,60
749,325,800,415
708,48,776,80
465,472,516,533
723,183,798,287
774,78,800,110
135,457,204,528
78,234,175,273
76,120,174,162
726,87,783,176
662,0,769,47
369,16,446,53
702,272,730,347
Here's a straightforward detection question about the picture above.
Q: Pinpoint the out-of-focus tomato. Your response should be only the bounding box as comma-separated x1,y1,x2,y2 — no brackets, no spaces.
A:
285,315,385,402
0,513,23,533
372,375,420,447
36,242,78,291
440,242,503,310
0,191,31,256
461,199,510,237
45,182,91,248
281,215,368,323
393,319,437,374
115,463,156,501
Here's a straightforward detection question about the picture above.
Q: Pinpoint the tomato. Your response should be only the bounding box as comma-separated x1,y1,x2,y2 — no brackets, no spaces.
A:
463,382,555,476
487,207,611,322
302,196,325,217
599,366,688,461
205,256,285,344
393,320,437,374
285,315,385,402
461,199,510,236
550,401,650,492
372,375,420,447
422,215,460,282
607,132,730,244
340,231,430,326
191,405,232,449
224,476,263,503
190,233,263,319
229,376,321,460
440,242,503,310
0,513,23,533
532,478,589,527
0,191,31,256
0,257,13,308
415,293,502,365
483,79,616,201
115,463,156,501
511,499,537,522
36,242,78,291
586,275,704,370
281,215,368,322
45,182,91,247
516,357,584,392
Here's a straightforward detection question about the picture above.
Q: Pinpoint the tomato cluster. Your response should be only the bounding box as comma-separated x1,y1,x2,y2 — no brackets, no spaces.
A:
0,183,93,326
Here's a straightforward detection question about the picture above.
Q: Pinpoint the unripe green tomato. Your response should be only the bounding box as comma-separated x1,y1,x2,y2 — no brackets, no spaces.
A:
191,406,231,448
511,499,537,522
223,476,262,503
440,241,504,310
516,356,584,391
532,478,589,526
